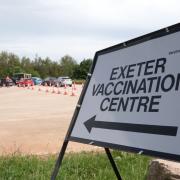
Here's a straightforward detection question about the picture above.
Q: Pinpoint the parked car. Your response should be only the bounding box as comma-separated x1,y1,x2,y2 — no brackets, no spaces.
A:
32,77,42,85
41,77,58,86
0,78,5,87
57,76,72,87
16,78,34,87
0,78,14,87
12,73,32,84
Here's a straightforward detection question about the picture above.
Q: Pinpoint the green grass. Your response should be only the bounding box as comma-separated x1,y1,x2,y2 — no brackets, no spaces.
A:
73,79,86,84
0,151,151,180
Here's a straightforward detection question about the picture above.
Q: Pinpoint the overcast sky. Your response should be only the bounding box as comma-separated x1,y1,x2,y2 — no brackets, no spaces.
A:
0,0,179,62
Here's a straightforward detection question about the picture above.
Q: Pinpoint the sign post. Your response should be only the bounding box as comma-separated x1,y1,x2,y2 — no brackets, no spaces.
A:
51,23,180,179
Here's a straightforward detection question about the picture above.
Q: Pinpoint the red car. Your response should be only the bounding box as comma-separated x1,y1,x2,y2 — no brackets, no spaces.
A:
16,78,34,87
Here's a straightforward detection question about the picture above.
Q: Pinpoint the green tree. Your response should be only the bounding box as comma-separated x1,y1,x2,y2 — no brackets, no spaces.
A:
33,56,53,78
33,56,47,78
21,56,33,73
79,59,92,79
0,51,21,77
0,51,92,80
0,51,9,77
8,54,21,75
73,59,92,79
73,64,81,79
59,55,77,78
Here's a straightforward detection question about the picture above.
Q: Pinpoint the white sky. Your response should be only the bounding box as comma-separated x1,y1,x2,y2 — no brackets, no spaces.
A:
0,0,179,62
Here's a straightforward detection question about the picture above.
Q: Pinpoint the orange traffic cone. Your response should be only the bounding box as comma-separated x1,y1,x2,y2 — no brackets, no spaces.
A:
52,86,56,93
46,86,49,93
57,87,61,94
45,83,49,93
73,82,77,91
64,84,68,95
38,86,41,91
71,86,76,96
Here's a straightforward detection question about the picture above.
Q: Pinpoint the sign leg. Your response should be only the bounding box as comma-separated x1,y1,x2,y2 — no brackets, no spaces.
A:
51,140,69,180
105,148,122,180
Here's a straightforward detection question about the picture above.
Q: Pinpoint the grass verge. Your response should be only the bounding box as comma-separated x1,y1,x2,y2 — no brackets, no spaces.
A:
73,79,85,84
0,151,151,180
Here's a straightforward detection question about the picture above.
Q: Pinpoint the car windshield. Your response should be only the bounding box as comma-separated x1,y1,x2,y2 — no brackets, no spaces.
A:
13,73,31,80
63,78,70,80
45,77,56,80
59,77,70,79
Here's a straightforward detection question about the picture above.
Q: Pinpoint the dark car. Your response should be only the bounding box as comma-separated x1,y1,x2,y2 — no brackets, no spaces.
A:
0,79,2,87
0,78,14,87
41,77,58,86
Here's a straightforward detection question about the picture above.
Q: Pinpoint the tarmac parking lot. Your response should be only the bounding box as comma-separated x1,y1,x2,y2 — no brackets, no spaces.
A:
0,85,98,155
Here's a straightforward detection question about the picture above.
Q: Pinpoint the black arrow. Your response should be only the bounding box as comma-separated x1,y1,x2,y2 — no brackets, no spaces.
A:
84,115,178,136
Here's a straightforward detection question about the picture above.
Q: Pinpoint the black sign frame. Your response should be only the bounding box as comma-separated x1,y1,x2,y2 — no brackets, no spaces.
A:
51,23,180,180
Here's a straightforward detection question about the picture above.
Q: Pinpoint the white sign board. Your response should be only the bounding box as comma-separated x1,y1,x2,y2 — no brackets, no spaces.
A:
70,25,180,161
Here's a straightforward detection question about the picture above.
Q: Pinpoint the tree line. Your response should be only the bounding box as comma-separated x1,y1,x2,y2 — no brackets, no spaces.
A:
0,51,93,79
